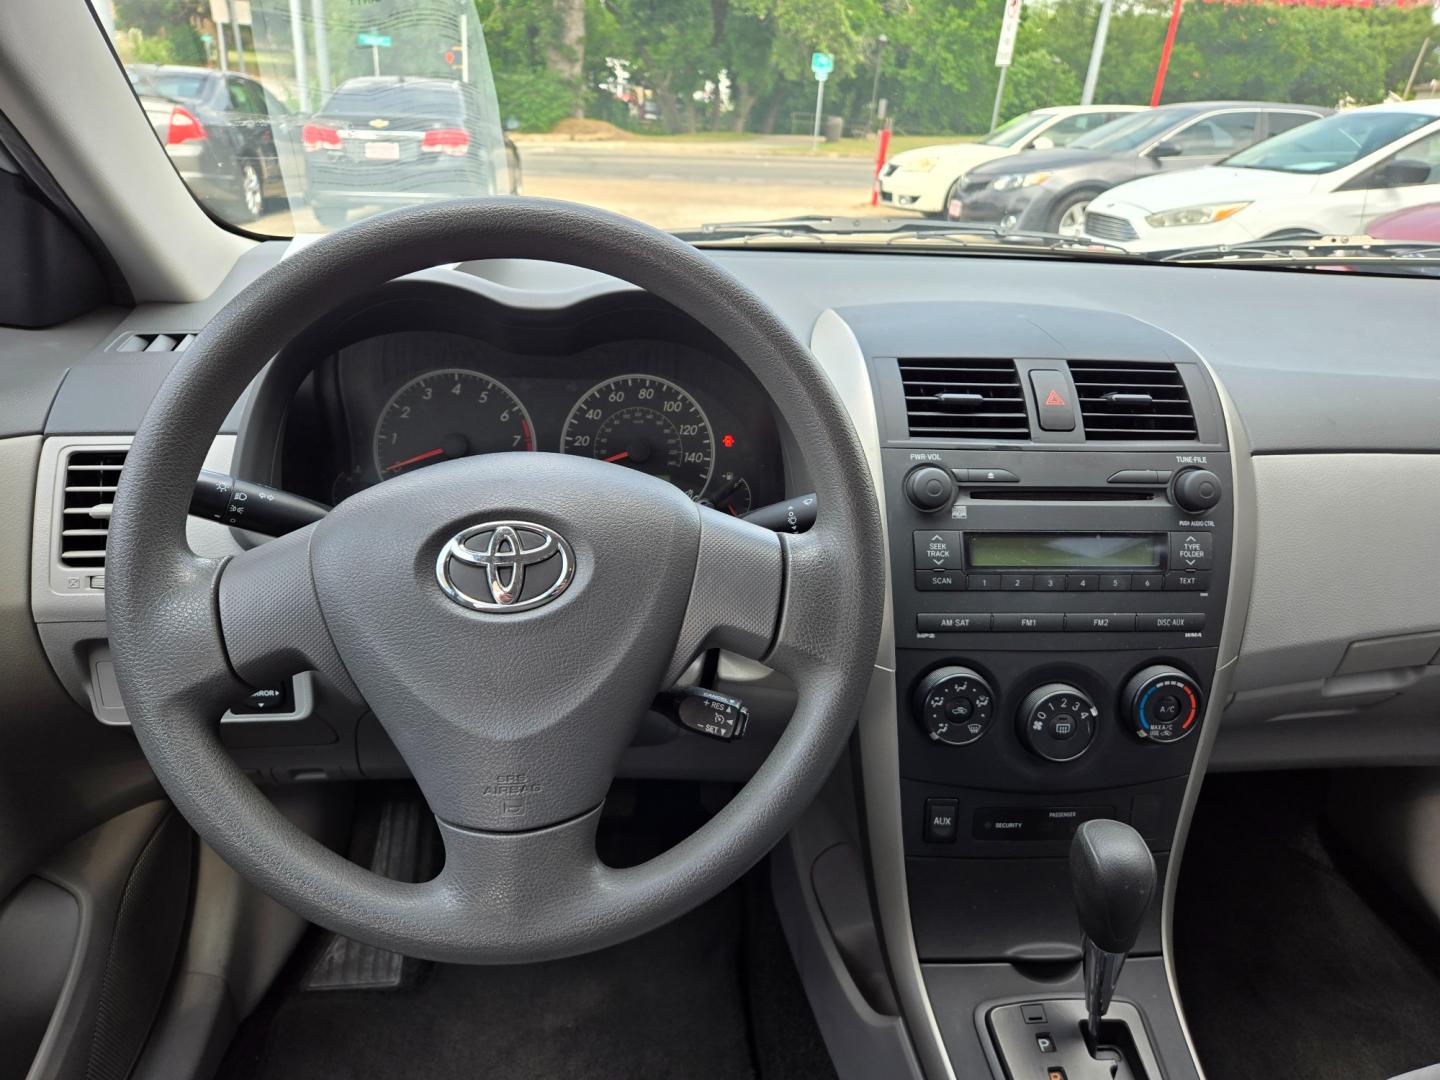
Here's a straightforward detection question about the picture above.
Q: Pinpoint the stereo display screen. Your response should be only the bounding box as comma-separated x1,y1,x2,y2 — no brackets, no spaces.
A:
967,533,1161,569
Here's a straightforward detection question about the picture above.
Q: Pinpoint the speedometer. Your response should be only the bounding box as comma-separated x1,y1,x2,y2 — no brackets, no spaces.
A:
560,375,715,499
373,369,533,478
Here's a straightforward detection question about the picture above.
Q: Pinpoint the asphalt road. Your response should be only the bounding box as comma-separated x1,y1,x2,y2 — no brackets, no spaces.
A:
519,143,875,189
255,141,902,234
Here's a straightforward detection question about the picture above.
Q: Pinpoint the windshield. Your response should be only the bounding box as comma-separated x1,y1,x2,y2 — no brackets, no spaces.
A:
1071,111,1181,152
95,0,1440,276
1225,110,1437,174
983,112,1053,148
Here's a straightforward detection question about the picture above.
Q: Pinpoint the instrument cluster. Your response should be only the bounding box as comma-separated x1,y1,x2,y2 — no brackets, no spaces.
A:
300,330,782,515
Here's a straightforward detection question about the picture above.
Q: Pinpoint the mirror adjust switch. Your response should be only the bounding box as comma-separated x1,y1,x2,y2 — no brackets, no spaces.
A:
661,687,750,741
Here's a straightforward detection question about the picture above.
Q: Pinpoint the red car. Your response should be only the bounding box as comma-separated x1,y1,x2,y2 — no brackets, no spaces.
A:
1368,202,1440,241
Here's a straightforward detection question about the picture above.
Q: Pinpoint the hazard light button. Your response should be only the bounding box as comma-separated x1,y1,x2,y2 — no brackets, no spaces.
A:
1029,369,1076,432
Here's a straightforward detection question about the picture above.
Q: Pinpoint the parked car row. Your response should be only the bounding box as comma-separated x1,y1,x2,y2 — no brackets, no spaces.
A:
883,96,1440,252
127,65,521,226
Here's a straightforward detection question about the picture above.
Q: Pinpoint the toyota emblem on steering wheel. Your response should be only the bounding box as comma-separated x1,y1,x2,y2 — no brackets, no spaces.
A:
436,521,575,612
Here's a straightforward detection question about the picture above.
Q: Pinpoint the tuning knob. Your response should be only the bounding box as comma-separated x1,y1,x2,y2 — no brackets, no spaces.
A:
905,466,956,513
1171,468,1222,513
1122,666,1203,744
1018,683,1099,762
914,666,996,746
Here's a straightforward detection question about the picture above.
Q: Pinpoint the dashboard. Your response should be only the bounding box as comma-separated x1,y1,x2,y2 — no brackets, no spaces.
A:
254,288,786,517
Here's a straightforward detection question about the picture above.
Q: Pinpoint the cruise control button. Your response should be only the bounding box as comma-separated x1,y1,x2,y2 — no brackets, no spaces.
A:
917,613,992,632
993,613,1063,632
914,530,962,570
1165,570,1211,591
1137,612,1206,632
915,570,965,591
1169,531,1214,571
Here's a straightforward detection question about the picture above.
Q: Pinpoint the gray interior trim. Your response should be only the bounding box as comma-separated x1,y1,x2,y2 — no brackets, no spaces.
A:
1158,360,1259,1079
0,0,250,301
809,309,954,1080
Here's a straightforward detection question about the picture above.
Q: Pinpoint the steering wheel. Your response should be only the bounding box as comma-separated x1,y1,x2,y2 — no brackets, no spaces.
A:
105,199,884,963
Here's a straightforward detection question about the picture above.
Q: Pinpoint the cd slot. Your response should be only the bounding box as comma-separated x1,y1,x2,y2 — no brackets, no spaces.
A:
968,488,1156,502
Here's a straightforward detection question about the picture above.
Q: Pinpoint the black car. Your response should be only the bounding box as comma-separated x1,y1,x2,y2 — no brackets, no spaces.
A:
128,65,303,224
303,76,509,228
954,101,1329,236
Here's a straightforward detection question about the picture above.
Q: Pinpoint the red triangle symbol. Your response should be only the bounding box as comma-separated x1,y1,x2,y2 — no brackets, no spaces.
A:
1044,389,1067,407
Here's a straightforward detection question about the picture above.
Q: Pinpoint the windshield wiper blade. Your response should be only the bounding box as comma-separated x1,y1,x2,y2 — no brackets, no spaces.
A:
1161,237,1440,265
676,216,1132,256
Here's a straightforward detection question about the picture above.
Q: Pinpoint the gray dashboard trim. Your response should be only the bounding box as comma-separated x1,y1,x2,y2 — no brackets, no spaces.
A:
811,308,950,1080
1158,358,1259,1080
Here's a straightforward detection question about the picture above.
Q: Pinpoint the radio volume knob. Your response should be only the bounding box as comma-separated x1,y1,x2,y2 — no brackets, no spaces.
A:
1123,666,1204,744
1171,468,1222,513
904,466,956,513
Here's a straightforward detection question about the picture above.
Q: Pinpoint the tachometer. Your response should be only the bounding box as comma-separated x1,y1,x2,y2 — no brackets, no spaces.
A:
373,369,533,477
560,375,714,498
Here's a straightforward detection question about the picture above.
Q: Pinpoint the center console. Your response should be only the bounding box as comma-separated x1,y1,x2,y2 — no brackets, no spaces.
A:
840,300,1241,1079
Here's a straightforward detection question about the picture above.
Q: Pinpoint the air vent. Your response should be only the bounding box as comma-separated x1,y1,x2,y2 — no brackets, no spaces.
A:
59,449,125,567
1068,361,1197,441
109,332,195,353
900,359,1029,440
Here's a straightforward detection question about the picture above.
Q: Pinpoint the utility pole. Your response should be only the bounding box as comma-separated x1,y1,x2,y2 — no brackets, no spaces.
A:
1150,0,1184,106
311,0,332,95
867,34,888,135
1081,0,1114,106
1404,35,1432,99
231,12,247,74
460,9,470,82
288,0,310,111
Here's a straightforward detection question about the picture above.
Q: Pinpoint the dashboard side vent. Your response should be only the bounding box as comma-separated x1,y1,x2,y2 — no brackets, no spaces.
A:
109,332,195,354
899,359,1029,440
1068,361,1197,441
59,449,125,567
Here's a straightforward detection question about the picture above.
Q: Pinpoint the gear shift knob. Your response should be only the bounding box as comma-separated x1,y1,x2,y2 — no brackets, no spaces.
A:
1069,819,1156,1043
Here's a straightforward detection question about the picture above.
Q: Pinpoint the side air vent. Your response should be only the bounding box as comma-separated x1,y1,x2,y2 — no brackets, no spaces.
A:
59,449,125,567
109,332,195,354
1068,361,1197,441
900,359,1029,440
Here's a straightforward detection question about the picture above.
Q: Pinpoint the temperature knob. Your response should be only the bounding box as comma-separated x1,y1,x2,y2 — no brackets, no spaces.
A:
1018,684,1099,762
1123,666,1203,744
913,667,996,746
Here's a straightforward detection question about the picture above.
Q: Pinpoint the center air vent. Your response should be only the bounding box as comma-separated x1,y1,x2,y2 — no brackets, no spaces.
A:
109,332,195,353
900,359,1028,440
1068,361,1197,441
60,449,125,567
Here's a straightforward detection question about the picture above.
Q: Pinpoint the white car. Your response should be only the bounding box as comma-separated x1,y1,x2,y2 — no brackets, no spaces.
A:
877,105,1145,217
1084,100,1440,252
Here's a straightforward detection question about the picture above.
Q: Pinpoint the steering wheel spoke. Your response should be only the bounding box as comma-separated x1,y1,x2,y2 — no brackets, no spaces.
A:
664,507,784,682
217,524,365,711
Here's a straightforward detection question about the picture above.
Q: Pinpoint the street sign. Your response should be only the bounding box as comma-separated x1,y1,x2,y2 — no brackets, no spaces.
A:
994,0,1022,68
811,52,834,80
357,31,393,48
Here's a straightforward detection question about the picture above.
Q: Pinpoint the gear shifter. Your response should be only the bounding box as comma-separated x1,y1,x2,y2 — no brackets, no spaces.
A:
1070,819,1157,1045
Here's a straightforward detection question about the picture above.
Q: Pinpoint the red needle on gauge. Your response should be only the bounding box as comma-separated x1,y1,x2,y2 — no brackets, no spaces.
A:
385,447,445,472
603,451,630,463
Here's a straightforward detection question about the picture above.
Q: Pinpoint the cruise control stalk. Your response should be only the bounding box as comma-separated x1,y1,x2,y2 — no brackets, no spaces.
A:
188,471,815,540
